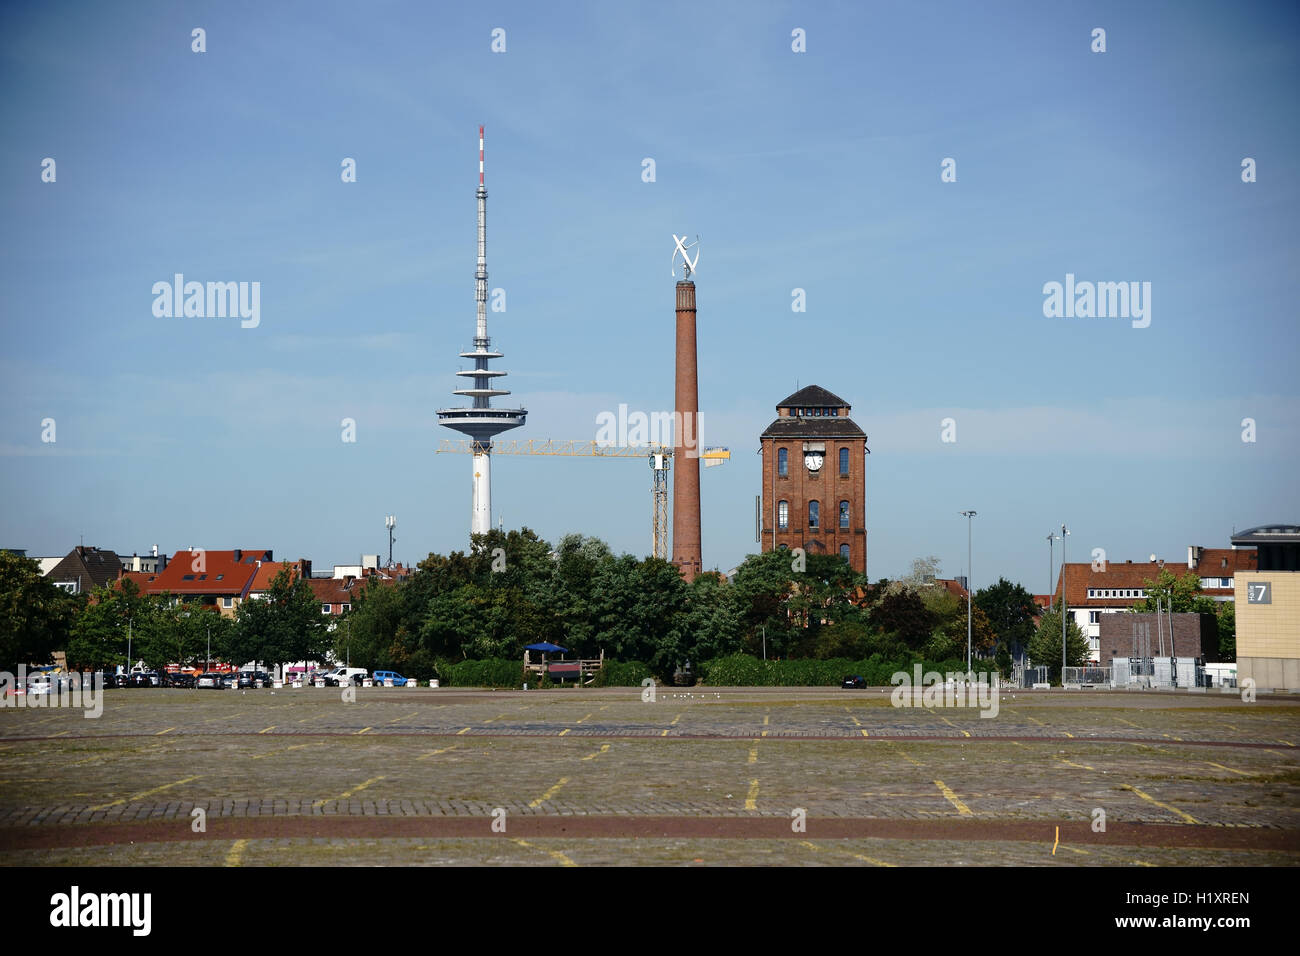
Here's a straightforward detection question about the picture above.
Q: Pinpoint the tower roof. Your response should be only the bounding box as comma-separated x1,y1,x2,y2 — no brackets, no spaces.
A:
760,416,866,440
776,385,850,410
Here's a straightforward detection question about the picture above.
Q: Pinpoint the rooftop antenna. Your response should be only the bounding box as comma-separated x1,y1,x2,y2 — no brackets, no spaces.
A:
385,515,396,568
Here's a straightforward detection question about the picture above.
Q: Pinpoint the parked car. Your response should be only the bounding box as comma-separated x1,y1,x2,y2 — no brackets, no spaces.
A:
164,672,196,688
26,674,54,695
195,672,224,689
371,670,410,687
219,673,239,689
322,667,368,687
126,672,156,688
841,675,867,689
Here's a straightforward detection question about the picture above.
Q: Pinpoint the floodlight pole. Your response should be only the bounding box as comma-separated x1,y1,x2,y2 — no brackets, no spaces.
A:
960,511,977,672
1060,524,1070,680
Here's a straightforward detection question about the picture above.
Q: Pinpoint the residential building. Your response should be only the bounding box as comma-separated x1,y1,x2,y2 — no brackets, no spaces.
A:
145,549,273,617
1053,545,1255,662
44,546,124,595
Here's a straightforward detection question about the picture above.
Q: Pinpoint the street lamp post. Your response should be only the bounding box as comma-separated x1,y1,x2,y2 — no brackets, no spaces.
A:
126,616,132,674
1060,524,1070,681
760,625,766,661
960,511,977,672
1047,532,1060,599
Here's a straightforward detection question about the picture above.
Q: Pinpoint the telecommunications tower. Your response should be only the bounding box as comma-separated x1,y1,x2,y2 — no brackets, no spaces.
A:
437,126,526,536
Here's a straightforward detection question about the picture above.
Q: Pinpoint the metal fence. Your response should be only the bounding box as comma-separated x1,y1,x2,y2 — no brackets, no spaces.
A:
1063,666,1110,685
1111,656,1204,689
1018,665,1049,687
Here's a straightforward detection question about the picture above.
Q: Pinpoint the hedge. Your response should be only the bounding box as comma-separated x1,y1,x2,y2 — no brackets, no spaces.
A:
697,653,998,687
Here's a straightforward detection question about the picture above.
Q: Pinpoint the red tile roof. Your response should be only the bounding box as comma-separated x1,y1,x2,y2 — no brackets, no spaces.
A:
147,549,272,596
1054,547,1257,607
306,578,355,606
246,560,309,593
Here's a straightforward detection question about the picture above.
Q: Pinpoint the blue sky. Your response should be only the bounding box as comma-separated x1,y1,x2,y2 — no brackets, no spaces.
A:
2,0,1296,593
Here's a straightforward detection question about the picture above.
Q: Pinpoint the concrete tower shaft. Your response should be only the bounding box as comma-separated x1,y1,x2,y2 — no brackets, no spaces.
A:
672,280,702,582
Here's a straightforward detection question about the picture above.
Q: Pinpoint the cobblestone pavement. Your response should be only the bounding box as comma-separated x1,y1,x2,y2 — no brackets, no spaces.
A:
1,687,1296,865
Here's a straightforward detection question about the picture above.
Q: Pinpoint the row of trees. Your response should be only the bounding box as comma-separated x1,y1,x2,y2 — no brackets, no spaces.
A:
2,535,1234,683
0,551,332,674
337,532,1064,680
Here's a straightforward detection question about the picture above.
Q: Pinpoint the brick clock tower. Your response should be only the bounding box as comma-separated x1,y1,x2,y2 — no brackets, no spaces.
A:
760,386,868,575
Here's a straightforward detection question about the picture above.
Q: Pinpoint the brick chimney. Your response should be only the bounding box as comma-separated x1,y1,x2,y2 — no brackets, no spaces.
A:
672,280,702,583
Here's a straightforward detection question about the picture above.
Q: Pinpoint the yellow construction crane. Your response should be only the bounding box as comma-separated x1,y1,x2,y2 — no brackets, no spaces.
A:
435,439,731,560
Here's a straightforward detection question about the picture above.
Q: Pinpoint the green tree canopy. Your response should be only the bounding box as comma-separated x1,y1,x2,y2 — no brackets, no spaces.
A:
1027,603,1091,682
0,552,82,670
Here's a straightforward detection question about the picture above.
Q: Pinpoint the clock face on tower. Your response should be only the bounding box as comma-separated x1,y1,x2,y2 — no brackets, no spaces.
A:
805,453,824,472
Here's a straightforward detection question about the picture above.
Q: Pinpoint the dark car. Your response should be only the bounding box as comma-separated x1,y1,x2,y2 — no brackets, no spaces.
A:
219,673,238,689
127,672,155,688
99,672,123,689
841,675,867,689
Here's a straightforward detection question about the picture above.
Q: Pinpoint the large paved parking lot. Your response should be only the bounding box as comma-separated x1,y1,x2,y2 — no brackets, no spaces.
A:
1,685,1297,865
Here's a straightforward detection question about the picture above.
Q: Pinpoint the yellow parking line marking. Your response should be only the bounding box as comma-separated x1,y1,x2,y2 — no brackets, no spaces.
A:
1052,754,1095,771
1127,859,1156,867
1025,715,1045,727
762,715,770,726
512,838,577,867
482,713,509,723
1204,761,1254,777
933,780,972,816
154,727,176,735
417,745,459,760
1114,716,1140,728
894,748,923,767
49,730,70,737
581,744,610,761
355,727,371,735
1121,784,1199,824
558,728,570,736
1263,749,1290,758
1052,825,1058,855
1062,844,1090,856
456,727,470,735
1224,723,1239,732
860,729,869,737
745,779,759,811
576,713,593,724
225,839,248,867
388,711,418,724
313,775,386,808
252,743,317,760
1161,733,1182,742
1278,740,1295,747
528,777,569,808
799,840,895,867
940,716,970,737
1063,732,1074,738
660,729,669,736
670,713,682,726
747,746,758,764
258,726,275,734
91,775,202,811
